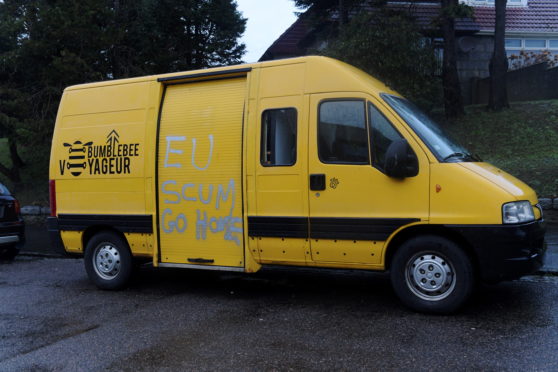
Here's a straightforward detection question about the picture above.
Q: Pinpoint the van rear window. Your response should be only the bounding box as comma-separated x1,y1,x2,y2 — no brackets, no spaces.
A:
261,108,297,167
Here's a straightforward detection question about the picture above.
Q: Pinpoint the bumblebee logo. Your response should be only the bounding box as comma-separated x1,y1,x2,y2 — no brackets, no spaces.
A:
329,177,340,189
61,141,93,176
59,130,140,177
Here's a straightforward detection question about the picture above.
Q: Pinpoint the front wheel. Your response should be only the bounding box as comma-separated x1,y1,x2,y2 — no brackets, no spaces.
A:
390,235,474,314
84,231,132,290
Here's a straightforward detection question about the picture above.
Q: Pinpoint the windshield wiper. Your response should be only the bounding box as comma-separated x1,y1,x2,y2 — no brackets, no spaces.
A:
443,152,466,162
443,152,481,162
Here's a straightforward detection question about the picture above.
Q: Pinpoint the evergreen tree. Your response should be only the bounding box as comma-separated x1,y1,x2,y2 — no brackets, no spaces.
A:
322,10,441,110
0,0,246,190
293,0,472,117
293,1,440,109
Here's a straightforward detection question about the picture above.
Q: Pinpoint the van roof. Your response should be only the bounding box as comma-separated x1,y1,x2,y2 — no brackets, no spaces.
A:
65,56,399,97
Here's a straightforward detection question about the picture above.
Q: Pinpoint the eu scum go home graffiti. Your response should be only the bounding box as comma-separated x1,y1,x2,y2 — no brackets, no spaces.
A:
160,134,243,246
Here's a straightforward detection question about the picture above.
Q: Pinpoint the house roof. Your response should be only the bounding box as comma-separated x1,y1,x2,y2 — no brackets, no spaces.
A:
260,16,312,60
381,3,479,32
260,0,558,61
474,1,558,34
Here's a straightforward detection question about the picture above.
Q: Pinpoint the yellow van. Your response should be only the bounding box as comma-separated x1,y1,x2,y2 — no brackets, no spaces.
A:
48,56,546,313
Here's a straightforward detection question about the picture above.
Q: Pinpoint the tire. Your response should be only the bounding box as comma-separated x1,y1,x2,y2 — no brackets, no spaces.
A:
390,235,474,314
84,231,133,290
0,245,19,261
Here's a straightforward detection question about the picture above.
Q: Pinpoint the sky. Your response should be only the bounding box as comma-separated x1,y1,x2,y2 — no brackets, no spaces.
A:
236,0,299,63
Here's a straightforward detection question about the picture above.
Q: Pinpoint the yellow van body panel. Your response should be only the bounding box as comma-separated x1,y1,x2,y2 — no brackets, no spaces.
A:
305,92,429,266
251,63,311,265
459,162,538,203
157,77,245,267
430,163,515,224
49,56,544,282
429,161,541,225
60,231,83,253
50,80,159,256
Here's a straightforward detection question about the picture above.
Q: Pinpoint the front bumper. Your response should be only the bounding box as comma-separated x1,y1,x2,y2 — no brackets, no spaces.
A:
448,219,546,283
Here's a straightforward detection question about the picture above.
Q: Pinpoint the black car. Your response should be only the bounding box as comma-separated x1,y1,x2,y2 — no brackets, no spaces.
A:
0,183,25,260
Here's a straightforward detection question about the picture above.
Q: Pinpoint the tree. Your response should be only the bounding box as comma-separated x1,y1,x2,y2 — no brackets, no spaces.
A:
292,0,366,31
322,10,441,110
294,1,472,116
126,0,246,75
0,0,246,191
293,1,440,108
488,0,509,111
0,0,112,189
439,0,470,118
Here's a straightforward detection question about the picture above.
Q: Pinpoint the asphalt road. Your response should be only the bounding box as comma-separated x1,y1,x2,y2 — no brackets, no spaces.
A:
1,256,558,371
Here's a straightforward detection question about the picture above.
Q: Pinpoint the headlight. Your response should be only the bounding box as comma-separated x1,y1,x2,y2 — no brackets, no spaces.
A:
502,201,535,224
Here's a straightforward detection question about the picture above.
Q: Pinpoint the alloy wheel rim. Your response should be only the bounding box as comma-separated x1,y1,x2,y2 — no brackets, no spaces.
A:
93,243,121,280
405,252,456,301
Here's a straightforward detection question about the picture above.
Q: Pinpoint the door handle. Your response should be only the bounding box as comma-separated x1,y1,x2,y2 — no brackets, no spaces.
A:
187,258,214,264
310,174,326,191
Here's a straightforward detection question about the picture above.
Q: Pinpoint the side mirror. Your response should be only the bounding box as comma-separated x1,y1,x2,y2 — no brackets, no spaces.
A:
384,139,419,178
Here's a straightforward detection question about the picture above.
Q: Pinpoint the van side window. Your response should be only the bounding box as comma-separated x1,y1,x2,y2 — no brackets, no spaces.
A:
368,102,404,172
318,100,369,164
261,108,297,166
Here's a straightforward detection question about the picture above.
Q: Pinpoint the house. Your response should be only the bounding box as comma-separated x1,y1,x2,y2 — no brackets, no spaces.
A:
260,0,558,104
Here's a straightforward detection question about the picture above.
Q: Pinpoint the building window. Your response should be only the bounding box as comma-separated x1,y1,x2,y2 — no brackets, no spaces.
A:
505,39,521,48
318,100,369,164
505,38,558,55
261,108,297,167
525,39,546,48
459,0,526,6
506,38,558,69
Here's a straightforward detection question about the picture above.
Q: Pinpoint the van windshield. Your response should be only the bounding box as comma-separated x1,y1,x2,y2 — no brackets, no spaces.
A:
382,94,479,163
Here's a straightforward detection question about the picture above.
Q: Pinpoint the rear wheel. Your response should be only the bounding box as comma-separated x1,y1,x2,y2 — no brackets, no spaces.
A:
390,235,474,314
84,231,132,290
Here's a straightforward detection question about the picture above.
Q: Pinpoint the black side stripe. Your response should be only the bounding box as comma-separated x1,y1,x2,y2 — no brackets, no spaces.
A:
248,216,308,238
248,216,419,241
58,214,153,233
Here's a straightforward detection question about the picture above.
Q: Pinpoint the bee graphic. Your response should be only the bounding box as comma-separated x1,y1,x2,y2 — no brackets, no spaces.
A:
63,140,93,176
329,177,340,189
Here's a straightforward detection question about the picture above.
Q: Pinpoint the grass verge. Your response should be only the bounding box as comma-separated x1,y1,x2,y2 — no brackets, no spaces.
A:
441,100,558,198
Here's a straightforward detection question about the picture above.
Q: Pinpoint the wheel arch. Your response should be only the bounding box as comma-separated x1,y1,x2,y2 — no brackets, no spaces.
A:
82,225,130,253
384,224,479,274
